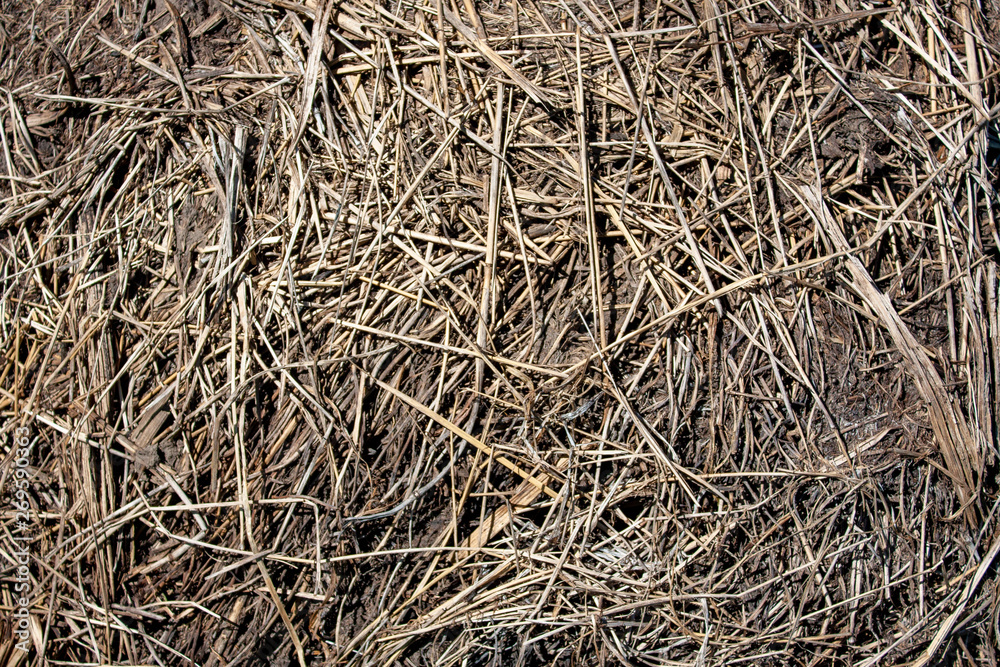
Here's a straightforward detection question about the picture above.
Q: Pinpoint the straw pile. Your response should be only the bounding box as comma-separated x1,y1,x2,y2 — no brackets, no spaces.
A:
2,0,999,663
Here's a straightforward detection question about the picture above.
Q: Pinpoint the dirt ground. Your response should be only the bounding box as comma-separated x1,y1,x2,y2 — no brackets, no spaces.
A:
1,0,1000,664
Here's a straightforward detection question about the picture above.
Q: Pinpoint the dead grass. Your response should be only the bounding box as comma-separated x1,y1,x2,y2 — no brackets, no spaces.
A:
2,0,1000,664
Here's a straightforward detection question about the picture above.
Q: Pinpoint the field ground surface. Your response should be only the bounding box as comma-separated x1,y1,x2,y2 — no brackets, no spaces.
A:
2,0,1000,664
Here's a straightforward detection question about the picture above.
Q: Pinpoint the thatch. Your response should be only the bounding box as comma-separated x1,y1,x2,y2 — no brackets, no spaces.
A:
2,0,1000,664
